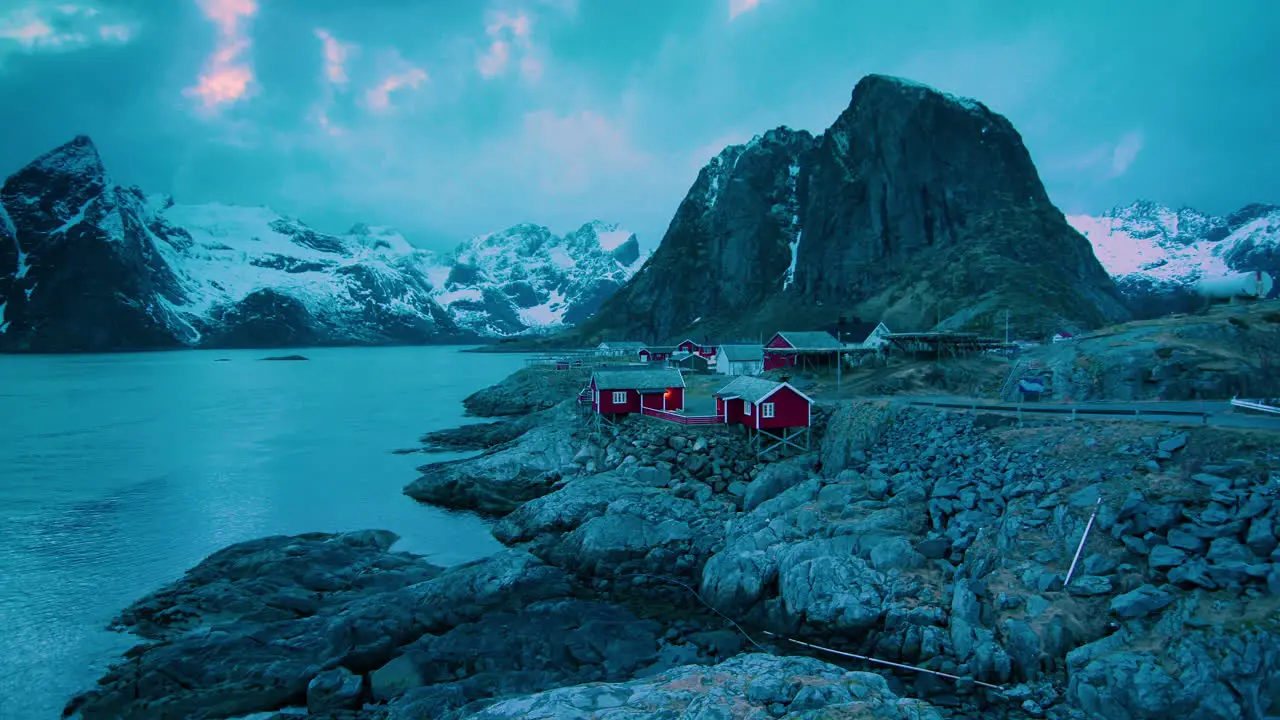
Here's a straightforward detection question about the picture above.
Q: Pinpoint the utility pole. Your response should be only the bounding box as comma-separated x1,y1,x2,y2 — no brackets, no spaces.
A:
836,314,845,394
1005,310,1010,345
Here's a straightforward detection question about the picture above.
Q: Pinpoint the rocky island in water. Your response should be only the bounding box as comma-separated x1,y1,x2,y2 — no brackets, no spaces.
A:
63,355,1280,720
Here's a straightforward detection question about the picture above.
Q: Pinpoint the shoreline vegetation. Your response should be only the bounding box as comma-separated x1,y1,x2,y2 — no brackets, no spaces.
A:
66,347,1280,719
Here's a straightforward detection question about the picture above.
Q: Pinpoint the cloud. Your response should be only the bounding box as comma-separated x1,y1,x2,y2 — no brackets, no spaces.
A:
1110,130,1144,177
315,28,354,85
728,0,762,21
365,66,428,112
477,10,541,81
0,2,134,56
184,0,257,112
496,109,653,194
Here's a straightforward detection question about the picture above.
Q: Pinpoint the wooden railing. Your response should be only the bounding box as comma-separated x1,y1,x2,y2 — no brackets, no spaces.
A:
641,407,723,425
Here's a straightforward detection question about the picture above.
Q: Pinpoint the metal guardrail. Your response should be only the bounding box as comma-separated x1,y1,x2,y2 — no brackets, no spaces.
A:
1231,397,1280,415
640,407,723,425
907,400,1211,424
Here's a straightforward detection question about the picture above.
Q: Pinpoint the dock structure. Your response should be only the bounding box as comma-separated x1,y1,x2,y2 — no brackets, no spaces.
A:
883,332,1015,359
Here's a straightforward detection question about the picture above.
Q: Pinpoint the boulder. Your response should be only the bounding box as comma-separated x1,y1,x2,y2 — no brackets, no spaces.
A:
1109,584,1175,619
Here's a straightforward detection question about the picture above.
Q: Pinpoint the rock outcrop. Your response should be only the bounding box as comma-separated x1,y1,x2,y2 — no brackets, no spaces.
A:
574,74,1130,343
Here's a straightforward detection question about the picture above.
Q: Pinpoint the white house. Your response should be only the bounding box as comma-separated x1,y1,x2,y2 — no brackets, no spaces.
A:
716,344,765,376
595,341,647,356
844,321,892,349
1051,332,1074,343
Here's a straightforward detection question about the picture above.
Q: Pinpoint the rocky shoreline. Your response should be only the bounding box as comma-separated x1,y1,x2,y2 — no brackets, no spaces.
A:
66,368,1280,719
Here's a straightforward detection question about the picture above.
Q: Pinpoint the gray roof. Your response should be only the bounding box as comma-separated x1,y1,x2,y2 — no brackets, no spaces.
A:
772,331,842,350
718,344,763,362
592,367,685,391
715,376,784,404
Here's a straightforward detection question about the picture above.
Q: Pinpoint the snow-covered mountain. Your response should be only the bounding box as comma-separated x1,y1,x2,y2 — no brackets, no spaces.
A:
1068,200,1280,315
429,221,645,337
0,136,643,352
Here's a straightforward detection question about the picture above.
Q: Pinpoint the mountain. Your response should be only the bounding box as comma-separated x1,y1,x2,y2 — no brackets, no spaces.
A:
0,137,641,352
572,74,1131,344
1068,200,1280,316
431,221,645,337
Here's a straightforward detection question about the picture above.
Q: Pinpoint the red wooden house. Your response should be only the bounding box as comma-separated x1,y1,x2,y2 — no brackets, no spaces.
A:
762,331,843,371
714,376,813,456
637,346,676,363
589,367,685,419
676,339,719,359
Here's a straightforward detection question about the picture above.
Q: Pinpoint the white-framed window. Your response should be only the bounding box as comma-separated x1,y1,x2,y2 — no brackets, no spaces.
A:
745,402,753,416
612,391,627,404
762,402,775,418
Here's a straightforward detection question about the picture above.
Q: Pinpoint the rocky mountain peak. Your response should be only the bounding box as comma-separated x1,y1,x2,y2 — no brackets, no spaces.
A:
2,134,111,239
577,73,1129,343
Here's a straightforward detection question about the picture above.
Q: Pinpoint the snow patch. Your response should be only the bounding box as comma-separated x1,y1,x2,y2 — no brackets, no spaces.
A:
596,228,633,251
24,283,36,301
0,301,7,334
519,289,567,328
53,196,97,235
437,287,483,305
0,201,15,239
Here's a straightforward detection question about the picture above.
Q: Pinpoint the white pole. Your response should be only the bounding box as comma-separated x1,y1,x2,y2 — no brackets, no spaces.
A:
1064,496,1102,587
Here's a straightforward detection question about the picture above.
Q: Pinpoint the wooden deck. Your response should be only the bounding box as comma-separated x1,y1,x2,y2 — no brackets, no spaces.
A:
640,407,723,425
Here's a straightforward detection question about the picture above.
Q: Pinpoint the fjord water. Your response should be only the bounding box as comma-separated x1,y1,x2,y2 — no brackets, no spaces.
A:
0,346,524,719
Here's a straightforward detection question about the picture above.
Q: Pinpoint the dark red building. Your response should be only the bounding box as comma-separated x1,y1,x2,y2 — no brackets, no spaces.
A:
590,367,685,416
637,346,675,363
714,376,813,430
762,331,843,371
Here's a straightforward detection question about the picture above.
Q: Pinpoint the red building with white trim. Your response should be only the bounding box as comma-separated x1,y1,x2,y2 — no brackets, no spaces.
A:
590,367,685,417
714,376,813,430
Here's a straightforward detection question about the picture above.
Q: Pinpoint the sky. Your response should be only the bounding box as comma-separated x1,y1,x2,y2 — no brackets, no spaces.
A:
0,0,1277,252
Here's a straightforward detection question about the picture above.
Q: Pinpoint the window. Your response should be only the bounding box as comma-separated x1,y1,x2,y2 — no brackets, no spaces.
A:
612,391,627,404
762,402,775,418
745,402,752,416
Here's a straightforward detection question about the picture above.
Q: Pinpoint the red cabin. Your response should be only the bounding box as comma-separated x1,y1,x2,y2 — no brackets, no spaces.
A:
676,339,700,354
714,376,812,430
763,331,842,371
637,346,676,363
590,367,685,416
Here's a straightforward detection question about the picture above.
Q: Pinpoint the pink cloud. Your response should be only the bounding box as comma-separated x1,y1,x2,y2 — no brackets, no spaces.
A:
477,38,510,78
184,0,257,111
728,0,762,21
315,28,354,84
97,23,130,42
0,3,130,50
365,67,428,112
509,109,652,193
0,18,56,46
476,10,540,81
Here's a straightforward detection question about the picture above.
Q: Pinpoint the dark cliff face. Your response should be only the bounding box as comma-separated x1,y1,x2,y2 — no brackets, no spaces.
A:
576,75,1130,343
577,128,816,342
793,75,1128,335
0,137,187,352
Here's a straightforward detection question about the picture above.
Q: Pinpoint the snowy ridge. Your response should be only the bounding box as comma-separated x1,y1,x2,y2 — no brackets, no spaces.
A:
0,136,644,350
435,220,645,335
1069,200,1280,294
